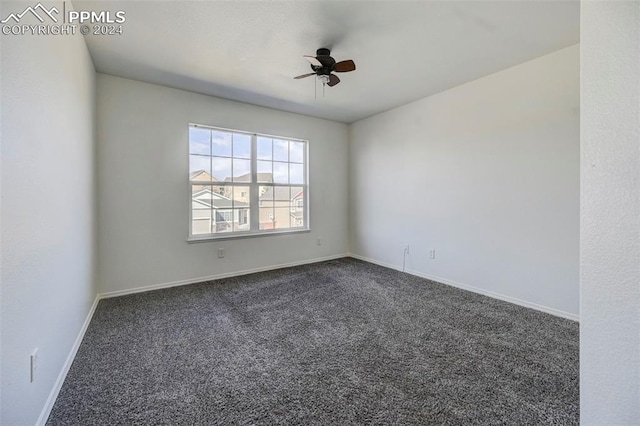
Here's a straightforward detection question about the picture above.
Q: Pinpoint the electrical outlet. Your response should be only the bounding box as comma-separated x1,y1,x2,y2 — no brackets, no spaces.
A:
402,244,409,254
429,249,436,259
217,248,225,258
316,238,322,246
30,348,38,383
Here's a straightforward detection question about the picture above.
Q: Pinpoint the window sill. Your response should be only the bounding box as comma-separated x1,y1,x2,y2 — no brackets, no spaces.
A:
187,228,311,243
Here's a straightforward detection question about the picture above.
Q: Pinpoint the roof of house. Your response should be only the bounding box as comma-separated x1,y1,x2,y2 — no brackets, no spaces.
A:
260,186,303,201
190,170,217,182
192,189,249,208
224,172,273,183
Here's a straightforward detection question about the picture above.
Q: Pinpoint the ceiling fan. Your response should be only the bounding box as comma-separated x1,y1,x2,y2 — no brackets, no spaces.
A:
294,48,356,88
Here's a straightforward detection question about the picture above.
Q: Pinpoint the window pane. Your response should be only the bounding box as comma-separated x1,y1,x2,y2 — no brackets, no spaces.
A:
272,186,290,204
259,207,275,230
232,185,250,207
212,157,232,181
209,186,233,208
259,185,273,199
272,187,293,230
259,185,274,206
212,185,229,199
274,208,291,229
189,127,210,155
289,163,304,184
212,131,232,157
257,160,272,182
273,139,288,162
273,162,288,184
232,159,251,182
290,187,304,206
290,186,304,227
190,155,211,181
192,186,212,235
259,185,274,230
234,208,250,232
290,141,304,163
213,209,233,233
233,133,251,159
191,185,233,235
257,137,272,160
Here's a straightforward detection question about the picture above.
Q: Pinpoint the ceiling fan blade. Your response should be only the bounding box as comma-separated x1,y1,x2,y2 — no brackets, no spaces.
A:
327,74,340,87
294,73,316,79
303,55,322,67
334,60,356,72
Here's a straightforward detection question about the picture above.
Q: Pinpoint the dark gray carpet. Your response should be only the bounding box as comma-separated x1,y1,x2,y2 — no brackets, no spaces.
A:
48,258,579,425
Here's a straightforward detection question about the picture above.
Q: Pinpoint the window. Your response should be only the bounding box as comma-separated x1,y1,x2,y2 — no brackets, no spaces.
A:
189,124,308,240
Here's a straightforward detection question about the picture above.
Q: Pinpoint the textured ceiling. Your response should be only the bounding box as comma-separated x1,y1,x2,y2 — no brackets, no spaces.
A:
75,1,579,123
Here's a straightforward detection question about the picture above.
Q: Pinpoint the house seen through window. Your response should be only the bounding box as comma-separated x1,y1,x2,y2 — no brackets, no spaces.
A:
189,124,308,239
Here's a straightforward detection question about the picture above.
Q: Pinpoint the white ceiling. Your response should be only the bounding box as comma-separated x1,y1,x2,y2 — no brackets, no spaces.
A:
75,1,579,123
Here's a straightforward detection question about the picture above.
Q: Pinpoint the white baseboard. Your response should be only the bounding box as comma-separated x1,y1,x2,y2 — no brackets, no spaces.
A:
36,294,101,426
99,253,350,299
348,253,579,322
348,253,400,272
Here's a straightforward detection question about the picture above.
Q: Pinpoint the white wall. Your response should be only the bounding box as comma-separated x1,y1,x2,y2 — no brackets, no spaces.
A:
96,75,349,294
580,2,640,424
349,45,579,318
0,14,97,426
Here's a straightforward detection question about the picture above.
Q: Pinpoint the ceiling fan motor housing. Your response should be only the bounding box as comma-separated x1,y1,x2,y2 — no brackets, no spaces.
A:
311,48,336,75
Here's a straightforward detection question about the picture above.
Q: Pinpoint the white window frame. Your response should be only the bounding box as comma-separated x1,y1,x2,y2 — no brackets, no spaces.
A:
188,124,310,242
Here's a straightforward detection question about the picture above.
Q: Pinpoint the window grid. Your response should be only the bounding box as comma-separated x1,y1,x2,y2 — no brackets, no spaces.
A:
189,124,308,240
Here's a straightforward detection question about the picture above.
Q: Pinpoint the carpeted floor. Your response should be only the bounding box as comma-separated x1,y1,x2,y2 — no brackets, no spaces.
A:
47,258,579,425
